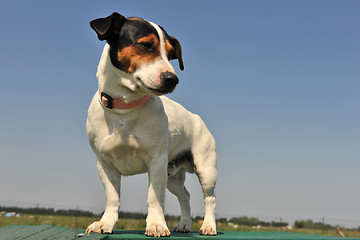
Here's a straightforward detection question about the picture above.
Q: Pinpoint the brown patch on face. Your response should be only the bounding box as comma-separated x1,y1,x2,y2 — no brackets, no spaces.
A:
165,39,174,57
117,33,161,73
137,34,158,45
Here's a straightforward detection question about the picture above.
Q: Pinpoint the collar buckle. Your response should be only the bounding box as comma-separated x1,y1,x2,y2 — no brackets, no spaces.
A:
100,92,113,109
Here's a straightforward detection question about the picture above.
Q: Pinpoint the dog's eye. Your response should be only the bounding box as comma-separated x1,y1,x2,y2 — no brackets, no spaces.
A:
138,41,154,51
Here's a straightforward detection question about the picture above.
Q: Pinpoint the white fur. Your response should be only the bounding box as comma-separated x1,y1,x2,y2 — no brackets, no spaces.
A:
86,23,217,236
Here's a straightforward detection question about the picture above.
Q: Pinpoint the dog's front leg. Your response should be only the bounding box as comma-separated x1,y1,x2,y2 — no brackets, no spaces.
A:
145,154,170,237
86,158,121,234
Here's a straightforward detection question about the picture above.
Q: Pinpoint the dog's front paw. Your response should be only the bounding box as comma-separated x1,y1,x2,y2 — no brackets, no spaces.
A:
85,220,117,234
199,221,217,235
172,219,191,233
145,221,170,237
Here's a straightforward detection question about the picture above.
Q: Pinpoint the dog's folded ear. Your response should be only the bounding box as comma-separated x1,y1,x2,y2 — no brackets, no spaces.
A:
169,36,184,71
90,12,126,44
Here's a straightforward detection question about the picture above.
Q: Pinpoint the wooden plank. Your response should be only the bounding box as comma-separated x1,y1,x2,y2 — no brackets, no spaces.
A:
1,226,359,240
78,230,360,240
0,225,53,239
0,225,106,240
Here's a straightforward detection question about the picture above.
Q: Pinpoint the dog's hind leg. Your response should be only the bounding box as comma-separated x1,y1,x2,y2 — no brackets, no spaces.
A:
167,169,192,232
86,158,121,234
193,136,217,235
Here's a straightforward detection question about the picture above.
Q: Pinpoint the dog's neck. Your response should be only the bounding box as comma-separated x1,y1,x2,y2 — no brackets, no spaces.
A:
96,44,148,103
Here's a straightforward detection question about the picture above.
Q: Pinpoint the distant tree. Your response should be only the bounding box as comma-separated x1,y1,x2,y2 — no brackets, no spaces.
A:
229,216,288,227
230,216,260,226
55,209,95,217
165,214,180,221
294,219,334,230
295,220,305,229
0,206,95,217
192,216,203,221
118,211,146,219
217,218,228,223
271,221,288,227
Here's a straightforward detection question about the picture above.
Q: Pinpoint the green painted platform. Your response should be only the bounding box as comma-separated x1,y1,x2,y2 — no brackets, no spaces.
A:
0,225,358,240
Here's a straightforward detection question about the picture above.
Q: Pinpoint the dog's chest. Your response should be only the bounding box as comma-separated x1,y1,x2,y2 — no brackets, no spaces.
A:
99,129,149,175
90,112,152,176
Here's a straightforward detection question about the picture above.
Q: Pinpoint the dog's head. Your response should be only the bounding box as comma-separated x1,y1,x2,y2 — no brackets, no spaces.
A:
90,12,184,95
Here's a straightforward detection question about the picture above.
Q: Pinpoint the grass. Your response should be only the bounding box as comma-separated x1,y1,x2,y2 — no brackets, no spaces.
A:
1,215,359,238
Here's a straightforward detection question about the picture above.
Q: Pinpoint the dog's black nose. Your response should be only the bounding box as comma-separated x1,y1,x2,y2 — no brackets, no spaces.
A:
161,72,179,90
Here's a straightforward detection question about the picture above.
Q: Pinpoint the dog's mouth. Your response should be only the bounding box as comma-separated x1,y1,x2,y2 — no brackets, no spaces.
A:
135,77,174,95
146,87,171,95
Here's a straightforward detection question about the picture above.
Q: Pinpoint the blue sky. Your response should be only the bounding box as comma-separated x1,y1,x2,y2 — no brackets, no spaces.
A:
0,0,359,228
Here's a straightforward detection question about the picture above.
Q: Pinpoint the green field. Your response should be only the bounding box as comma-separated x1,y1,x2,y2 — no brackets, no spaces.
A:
1,215,359,238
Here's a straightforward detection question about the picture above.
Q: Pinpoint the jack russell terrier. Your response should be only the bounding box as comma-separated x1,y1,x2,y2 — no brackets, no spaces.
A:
85,12,217,237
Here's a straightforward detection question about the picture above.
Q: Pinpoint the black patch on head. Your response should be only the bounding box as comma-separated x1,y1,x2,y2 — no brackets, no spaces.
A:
90,12,184,71
108,19,159,69
119,18,159,48
90,12,126,45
